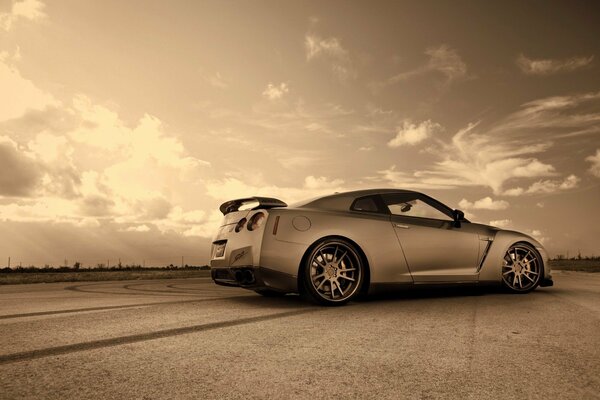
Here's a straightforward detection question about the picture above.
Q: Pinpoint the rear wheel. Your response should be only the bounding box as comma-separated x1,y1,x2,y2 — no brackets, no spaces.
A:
502,243,542,293
303,239,364,306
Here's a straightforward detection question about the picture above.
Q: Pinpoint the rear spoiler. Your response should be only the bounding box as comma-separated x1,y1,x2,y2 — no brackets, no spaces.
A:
219,197,288,215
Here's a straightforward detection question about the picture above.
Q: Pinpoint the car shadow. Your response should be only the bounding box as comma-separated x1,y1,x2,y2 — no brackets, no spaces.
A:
222,285,555,308
357,285,539,303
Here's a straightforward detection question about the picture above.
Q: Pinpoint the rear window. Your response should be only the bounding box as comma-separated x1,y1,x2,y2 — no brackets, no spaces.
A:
351,196,380,213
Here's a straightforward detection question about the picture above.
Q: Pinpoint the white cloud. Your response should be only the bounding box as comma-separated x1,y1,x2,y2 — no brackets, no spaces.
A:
425,45,468,82
376,106,585,196
490,91,600,138
304,175,344,190
413,122,556,194
123,224,151,233
489,219,512,228
503,187,524,196
0,198,80,224
0,0,46,31
305,31,356,80
383,44,467,87
388,120,442,147
524,174,579,194
305,35,347,61
181,210,223,238
503,175,579,196
27,132,72,163
262,83,289,100
458,197,509,210
527,229,548,244
0,58,57,121
374,165,458,190
0,62,212,237
205,175,345,205
517,54,594,75
586,149,600,178
0,46,21,63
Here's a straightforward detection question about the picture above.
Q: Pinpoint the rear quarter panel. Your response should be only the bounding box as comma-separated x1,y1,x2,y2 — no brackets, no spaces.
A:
260,208,412,285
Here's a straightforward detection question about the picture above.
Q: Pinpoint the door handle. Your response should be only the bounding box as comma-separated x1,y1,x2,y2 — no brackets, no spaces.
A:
394,223,410,229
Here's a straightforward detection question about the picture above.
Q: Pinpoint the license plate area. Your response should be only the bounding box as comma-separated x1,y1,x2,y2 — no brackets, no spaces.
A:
212,240,227,259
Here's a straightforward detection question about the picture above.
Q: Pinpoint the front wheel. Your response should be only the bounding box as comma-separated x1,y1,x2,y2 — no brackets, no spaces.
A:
502,243,543,293
302,239,365,306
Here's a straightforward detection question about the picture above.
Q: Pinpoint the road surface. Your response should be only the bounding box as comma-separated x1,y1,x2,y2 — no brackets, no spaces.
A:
1,271,599,399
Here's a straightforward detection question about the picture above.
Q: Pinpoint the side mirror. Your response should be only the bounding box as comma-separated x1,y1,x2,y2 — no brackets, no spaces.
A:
452,209,464,228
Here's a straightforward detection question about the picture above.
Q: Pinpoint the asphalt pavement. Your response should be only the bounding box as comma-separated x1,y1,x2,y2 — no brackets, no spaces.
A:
0,271,599,399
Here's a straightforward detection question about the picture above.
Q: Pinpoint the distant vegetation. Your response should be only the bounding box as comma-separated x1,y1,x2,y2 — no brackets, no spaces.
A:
549,259,600,272
0,264,211,285
0,263,210,273
551,253,599,261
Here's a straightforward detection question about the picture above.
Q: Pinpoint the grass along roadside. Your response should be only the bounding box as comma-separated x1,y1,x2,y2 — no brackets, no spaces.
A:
0,269,211,285
549,259,600,272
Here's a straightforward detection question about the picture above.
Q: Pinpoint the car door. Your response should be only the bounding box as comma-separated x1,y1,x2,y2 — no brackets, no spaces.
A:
381,193,481,282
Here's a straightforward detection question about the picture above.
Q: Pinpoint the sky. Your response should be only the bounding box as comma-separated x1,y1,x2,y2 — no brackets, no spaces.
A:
1,0,599,267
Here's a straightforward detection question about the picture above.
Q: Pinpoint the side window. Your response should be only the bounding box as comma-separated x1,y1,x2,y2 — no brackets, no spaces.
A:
351,196,380,213
383,194,452,221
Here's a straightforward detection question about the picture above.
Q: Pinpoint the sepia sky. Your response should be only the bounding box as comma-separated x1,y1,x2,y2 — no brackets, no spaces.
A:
1,0,599,266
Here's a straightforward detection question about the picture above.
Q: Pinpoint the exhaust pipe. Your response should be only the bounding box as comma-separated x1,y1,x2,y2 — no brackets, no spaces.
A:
234,270,244,283
234,269,255,285
242,270,255,284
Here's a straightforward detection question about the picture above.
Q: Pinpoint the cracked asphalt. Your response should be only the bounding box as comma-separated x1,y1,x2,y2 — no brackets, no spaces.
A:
1,271,599,399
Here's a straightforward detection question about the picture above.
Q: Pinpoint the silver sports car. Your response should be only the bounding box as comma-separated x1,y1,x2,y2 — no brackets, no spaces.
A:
210,189,553,305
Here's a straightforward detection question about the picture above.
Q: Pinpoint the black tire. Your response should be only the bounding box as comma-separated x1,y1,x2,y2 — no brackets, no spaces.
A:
502,243,543,293
254,289,286,297
302,238,365,306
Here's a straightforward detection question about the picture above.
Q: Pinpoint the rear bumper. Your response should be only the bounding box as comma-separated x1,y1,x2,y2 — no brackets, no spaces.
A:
211,265,297,293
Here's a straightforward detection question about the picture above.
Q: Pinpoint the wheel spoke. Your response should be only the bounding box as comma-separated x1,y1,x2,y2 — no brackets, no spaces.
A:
315,256,327,267
330,282,335,298
337,250,348,265
336,281,345,296
522,273,535,283
333,246,339,263
316,279,328,291
502,269,513,276
338,274,355,282
312,273,325,281
322,249,331,263
338,267,356,272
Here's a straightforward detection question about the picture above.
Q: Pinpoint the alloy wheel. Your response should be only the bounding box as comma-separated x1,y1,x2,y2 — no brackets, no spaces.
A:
502,244,542,292
306,240,363,304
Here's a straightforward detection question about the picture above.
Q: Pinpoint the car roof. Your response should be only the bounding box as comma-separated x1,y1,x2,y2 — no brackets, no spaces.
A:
294,188,421,211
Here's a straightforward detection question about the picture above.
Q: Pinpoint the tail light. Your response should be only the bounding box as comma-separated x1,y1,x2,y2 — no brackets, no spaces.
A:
235,218,247,233
247,212,265,231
